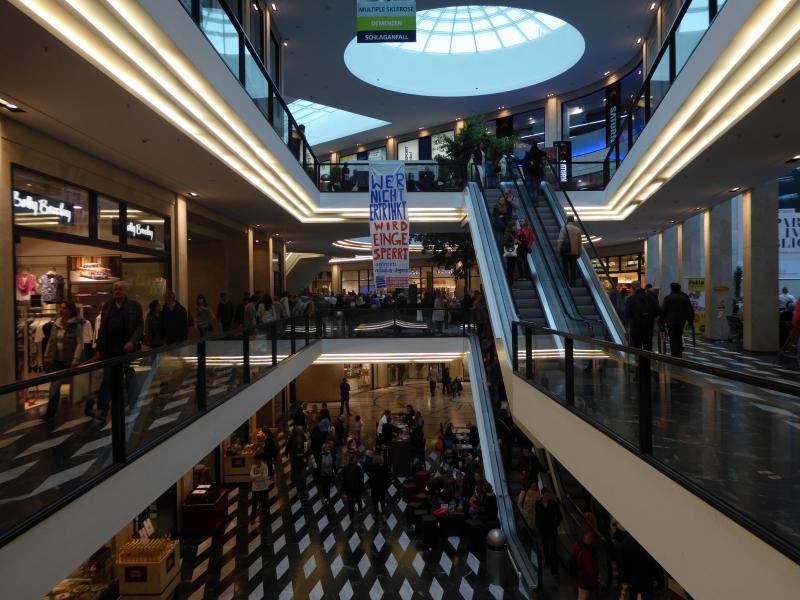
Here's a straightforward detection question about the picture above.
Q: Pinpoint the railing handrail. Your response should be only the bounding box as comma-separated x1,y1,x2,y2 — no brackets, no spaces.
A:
602,0,727,179
514,318,800,397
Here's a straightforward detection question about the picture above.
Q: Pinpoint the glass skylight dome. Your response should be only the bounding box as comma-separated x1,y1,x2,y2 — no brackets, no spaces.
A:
344,5,585,97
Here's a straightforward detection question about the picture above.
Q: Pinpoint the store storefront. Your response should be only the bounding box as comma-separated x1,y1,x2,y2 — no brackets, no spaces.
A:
12,166,171,402
592,252,644,287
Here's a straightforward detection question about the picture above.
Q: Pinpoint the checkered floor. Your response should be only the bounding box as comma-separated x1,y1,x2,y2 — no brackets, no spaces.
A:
174,428,528,600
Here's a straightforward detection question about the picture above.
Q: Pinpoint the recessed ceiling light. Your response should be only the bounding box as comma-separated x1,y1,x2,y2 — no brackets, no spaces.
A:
603,70,611,76
694,207,703,211
282,41,288,47
787,155,800,163
271,2,277,10
650,2,657,10
729,186,742,193
252,2,259,11
418,127,424,130
189,192,198,197
188,237,192,241
0,97,24,112
636,37,643,45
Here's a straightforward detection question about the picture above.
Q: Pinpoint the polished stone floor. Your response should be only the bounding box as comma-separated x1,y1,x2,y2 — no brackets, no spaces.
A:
173,383,530,600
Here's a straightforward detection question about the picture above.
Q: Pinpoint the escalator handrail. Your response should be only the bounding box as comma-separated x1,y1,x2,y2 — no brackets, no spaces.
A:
541,158,619,302
503,156,606,337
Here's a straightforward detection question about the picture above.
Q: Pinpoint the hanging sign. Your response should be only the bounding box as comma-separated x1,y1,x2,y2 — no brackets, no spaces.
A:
357,0,416,43
554,141,572,184
369,161,409,289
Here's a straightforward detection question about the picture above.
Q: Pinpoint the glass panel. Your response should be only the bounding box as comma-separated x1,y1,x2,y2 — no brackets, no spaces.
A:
97,196,120,243
619,65,643,117
650,47,671,114
179,0,192,14
243,0,265,57
675,0,710,75
528,331,567,403
125,206,167,251
122,261,168,314
205,334,247,405
618,124,630,162
12,168,90,237
125,348,199,454
0,364,114,536
561,88,607,157
631,94,646,144
244,44,268,117
200,0,241,79
512,108,545,145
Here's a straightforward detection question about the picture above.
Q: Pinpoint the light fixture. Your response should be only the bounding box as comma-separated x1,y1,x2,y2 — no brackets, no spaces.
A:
729,186,742,193
189,192,198,197
418,127,424,130
271,2,277,10
282,40,288,47
188,237,192,241
0,97,24,112
252,2,259,11
694,207,703,212
603,70,611,76
650,2,657,10
636,37,643,45
787,155,800,163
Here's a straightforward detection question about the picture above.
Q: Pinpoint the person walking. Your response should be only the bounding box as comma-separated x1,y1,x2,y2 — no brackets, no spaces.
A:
535,487,563,577
339,376,351,416
257,294,278,323
473,139,487,185
317,442,336,505
194,294,215,337
342,452,365,518
626,281,661,351
143,300,164,349
503,221,518,287
287,427,309,500
92,281,144,420
161,290,189,344
369,454,390,519
217,292,234,332
243,294,259,330
43,300,83,421
523,140,546,198
572,530,599,600
660,282,694,358
427,366,439,396
779,287,796,310
516,217,534,281
558,216,582,286
517,482,539,528
492,189,514,250
249,453,270,524
263,428,277,477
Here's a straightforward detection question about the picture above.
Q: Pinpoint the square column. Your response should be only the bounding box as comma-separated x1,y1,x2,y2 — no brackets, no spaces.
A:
743,183,779,351
660,226,679,300
171,195,189,305
645,234,660,289
681,213,704,289
704,201,734,340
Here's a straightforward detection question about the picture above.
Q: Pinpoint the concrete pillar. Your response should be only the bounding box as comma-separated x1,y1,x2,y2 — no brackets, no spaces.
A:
0,120,15,396
743,184,779,351
266,236,275,298
681,214,704,289
544,96,560,147
386,137,397,160
660,226,679,300
172,195,189,305
247,227,254,294
646,235,660,289
704,201,734,340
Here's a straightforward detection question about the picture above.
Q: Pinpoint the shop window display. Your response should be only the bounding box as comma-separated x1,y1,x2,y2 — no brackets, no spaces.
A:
97,196,120,243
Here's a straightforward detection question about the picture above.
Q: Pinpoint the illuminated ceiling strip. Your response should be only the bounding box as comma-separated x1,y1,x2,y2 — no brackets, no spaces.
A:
329,255,374,263
601,0,800,216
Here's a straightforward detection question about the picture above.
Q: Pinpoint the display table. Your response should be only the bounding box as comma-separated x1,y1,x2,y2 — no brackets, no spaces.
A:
223,452,254,484
182,486,228,538
116,540,181,600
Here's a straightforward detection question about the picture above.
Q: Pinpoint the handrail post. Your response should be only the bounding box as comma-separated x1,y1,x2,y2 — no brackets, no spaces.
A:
242,328,251,385
305,315,310,346
565,337,575,407
525,326,533,380
110,363,127,464
196,340,207,412
512,322,519,373
393,303,399,336
638,354,653,454
290,318,296,354
271,322,278,366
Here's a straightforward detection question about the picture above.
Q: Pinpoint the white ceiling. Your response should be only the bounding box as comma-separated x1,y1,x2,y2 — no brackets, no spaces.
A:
278,1,655,154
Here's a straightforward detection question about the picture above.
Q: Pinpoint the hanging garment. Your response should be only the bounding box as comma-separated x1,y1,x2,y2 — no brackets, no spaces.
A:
38,273,65,304
15,273,37,302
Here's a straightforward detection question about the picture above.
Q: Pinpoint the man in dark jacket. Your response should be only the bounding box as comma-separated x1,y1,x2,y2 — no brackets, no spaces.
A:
535,488,563,577
217,292,234,332
342,452,364,517
625,281,661,351
339,377,351,416
93,281,144,420
660,282,694,358
368,454,390,518
161,290,189,344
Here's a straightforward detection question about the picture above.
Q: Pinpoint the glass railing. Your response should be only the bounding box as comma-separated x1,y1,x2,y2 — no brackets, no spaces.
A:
179,0,320,185
602,0,727,181
319,160,467,193
512,320,800,564
0,307,473,547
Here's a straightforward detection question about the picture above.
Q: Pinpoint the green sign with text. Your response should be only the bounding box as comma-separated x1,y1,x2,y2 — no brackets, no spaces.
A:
357,0,416,43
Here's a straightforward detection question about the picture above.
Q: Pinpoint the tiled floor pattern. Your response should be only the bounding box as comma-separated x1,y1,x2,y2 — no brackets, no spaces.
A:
681,334,800,382
175,427,528,600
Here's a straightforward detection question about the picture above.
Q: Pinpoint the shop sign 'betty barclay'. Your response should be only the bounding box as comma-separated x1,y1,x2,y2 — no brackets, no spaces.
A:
126,221,155,242
12,190,73,223
369,161,410,289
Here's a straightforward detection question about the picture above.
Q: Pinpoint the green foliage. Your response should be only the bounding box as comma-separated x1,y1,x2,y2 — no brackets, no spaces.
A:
411,231,475,284
438,115,520,170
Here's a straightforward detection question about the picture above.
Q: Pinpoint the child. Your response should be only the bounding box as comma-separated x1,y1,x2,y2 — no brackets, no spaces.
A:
353,414,362,448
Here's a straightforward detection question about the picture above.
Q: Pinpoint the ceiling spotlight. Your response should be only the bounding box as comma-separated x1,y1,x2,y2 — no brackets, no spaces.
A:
252,2,259,10
787,155,800,163
189,192,198,197
271,2,277,10
603,70,611,76
0,97,24,112
418,127,424,130
650,2,657,10
694,207,703,212
546,93,555,98
636,37,643,44
282,40,288,47
729,186,742,193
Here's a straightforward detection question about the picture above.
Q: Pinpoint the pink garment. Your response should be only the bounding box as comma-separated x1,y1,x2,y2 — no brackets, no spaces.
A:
15,273,37,302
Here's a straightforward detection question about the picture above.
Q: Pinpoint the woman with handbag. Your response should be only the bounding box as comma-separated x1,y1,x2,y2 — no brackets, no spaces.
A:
503,221,518,287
